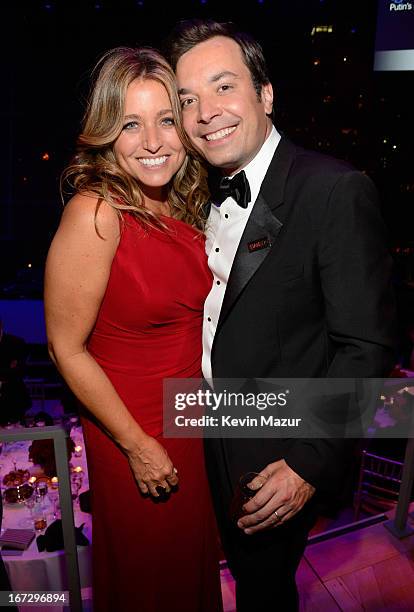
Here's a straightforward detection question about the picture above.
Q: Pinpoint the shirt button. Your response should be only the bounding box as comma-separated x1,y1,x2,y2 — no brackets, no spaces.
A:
216,280,221,285
207,317,211,322
215,247,220,252
224,213,229,219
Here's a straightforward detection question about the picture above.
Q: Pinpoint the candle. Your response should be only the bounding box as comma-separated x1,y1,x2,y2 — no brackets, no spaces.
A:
73,466,83,473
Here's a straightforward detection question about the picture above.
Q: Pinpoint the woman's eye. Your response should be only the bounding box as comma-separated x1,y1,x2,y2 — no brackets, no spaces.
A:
219,84,232,92
123,121,138,130
162,117,175,126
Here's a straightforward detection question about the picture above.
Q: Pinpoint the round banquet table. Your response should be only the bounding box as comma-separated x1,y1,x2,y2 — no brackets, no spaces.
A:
0,425,92,594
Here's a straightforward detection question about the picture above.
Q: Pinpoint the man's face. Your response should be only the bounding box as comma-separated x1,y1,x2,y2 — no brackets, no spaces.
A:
176,36,273,175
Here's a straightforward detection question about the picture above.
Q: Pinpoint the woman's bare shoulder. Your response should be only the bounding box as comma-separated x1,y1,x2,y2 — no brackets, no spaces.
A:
61,192,120,241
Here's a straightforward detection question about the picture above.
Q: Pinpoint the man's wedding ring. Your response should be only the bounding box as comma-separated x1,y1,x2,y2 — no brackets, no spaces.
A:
273,510,281,522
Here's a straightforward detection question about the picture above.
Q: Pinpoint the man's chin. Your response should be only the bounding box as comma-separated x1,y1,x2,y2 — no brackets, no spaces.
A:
202,152,240,172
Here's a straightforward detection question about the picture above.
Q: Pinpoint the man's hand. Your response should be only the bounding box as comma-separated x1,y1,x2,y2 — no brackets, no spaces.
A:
237,459,315,534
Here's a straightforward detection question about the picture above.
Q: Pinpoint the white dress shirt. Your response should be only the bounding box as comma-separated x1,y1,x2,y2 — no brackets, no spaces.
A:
202,126,281,380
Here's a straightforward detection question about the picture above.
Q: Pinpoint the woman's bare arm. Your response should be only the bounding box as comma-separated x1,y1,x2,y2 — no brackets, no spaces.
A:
44,194,178,495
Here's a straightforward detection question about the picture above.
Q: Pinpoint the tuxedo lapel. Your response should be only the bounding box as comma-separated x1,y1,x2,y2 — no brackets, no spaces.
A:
216,194,282,330
215,136,298,332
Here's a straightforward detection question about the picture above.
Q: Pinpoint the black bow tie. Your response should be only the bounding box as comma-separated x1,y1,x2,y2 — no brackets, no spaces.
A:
210,170,251,208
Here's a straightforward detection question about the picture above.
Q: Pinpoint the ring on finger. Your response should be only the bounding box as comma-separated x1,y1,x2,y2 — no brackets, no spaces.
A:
273,510,281,522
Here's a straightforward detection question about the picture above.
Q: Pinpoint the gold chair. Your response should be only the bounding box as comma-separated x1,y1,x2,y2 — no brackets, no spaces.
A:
354,450,404,521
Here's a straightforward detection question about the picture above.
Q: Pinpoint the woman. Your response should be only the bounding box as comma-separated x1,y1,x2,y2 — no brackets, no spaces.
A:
45,47,223,612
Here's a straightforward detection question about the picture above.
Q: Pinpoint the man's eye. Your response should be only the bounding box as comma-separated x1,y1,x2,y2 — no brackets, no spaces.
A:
123,121,138,130
181,98,195,109
219,84,232,92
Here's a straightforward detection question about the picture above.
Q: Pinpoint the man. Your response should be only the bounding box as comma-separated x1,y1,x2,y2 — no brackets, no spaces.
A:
167,20,395,610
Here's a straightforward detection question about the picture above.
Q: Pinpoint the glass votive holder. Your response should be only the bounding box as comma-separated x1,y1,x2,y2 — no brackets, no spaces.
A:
32,499,48,531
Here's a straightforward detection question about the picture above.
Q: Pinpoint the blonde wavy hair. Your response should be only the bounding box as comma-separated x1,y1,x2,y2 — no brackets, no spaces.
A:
62,47,209,231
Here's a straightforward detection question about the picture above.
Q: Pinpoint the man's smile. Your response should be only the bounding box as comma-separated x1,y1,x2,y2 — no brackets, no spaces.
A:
202,126,237,142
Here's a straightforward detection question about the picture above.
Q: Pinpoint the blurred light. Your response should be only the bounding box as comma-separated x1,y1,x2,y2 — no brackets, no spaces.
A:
313,59,320,66
28,263,32,268
311,25,333,36
351,28,357,34
343,57,348,62
42,152,50,161
393,145,397,150
383,139,387,143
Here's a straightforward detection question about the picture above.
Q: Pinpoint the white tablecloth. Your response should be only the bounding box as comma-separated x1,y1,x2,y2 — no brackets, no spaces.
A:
0,427,92,593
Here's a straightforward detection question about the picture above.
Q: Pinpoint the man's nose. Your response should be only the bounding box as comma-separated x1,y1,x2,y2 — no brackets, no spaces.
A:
197,97,221,124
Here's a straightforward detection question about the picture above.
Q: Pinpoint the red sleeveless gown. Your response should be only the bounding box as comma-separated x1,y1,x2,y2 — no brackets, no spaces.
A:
82,214,223,612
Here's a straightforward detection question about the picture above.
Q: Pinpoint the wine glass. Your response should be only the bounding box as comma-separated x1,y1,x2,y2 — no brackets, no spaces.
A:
229,472,268,522
19,490,37,528
48,487,60,520
35,481,48,510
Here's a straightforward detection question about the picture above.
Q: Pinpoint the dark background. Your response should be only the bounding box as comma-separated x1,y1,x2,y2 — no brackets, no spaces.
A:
1,0,413,290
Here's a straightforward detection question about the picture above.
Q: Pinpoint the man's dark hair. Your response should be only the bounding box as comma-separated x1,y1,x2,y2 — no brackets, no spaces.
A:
166,19,270,100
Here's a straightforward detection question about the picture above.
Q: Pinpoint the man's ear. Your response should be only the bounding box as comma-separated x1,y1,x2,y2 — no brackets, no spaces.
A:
261,82,273,116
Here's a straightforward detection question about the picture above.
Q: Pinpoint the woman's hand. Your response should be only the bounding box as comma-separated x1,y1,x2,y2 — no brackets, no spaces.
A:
126,435,179,497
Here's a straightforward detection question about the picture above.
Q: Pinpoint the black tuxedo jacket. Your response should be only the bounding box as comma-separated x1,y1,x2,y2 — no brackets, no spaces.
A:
206,136,396,499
